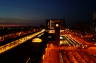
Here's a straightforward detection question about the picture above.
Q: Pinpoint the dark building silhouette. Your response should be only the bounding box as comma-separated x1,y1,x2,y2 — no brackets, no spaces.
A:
90,12,96,33
69,21,90,33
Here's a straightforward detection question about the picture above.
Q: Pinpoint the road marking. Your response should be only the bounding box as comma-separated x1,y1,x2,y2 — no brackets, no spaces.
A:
59,53,64,63
26,57,31,63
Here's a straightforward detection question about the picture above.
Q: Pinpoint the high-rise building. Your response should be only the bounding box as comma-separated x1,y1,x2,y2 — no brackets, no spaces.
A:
91,12,96,33
46,19,65,30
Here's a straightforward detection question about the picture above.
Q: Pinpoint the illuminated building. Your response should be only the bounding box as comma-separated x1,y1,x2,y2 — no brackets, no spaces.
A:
46,19,65,30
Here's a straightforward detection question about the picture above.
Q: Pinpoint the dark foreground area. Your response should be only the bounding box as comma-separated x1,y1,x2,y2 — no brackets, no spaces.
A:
0,35,48,63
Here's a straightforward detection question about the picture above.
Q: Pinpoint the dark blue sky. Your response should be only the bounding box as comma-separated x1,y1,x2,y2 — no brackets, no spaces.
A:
0,0,96,25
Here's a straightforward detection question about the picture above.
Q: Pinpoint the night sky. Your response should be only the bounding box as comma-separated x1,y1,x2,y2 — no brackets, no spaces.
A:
0,0,96,25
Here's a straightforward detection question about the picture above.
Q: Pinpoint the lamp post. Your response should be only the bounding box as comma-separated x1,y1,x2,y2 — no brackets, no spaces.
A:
55,23,60,46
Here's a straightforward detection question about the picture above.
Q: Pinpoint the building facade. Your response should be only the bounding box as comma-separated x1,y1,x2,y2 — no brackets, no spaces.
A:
46,19,65,30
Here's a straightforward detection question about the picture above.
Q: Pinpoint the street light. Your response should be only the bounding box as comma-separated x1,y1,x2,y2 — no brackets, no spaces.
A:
56,24,59,27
